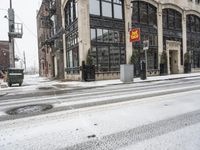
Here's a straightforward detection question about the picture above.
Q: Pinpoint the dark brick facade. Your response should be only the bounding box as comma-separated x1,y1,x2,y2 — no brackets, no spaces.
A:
37,0,64,79
0,41,10,70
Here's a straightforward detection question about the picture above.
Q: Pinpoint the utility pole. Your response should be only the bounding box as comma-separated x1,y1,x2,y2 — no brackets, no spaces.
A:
8,0,15,68
7,0,23,68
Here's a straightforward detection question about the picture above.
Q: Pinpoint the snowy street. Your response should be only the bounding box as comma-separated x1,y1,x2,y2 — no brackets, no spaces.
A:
0,74,200,149
1,0,200,149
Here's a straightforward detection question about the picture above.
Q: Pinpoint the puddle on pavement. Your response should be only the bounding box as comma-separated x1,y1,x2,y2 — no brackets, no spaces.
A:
53,84,68,88
6,104,53,115
38,86,55,90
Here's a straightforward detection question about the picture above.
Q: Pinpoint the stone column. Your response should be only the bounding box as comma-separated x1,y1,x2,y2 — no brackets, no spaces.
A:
61,0,67,79
182,10,187,59
157,3,163,69
180,10,187,73
78,0,90,65
124,0,132,64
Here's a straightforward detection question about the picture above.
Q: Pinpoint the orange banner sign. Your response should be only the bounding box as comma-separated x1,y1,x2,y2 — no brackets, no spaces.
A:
130,28,140,42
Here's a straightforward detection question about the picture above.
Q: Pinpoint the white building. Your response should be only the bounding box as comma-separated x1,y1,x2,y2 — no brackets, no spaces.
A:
61,0,200,80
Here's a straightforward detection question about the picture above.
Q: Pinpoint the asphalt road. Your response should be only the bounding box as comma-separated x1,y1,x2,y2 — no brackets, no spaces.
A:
0,77,200,149
65,109,200,150
0,77,200,121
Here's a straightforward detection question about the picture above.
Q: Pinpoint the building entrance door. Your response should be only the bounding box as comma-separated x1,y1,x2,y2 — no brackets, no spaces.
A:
169,50,178,74
166,40,181,74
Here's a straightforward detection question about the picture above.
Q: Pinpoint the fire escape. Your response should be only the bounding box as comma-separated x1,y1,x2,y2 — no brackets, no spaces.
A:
42,0,64,51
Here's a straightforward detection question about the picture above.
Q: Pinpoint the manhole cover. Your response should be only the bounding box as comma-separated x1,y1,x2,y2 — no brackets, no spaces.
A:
6,104,53,115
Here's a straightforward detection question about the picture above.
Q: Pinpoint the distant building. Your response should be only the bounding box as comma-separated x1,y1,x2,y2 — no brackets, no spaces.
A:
0,41,10,71
37,0,64,79
37,0,54,78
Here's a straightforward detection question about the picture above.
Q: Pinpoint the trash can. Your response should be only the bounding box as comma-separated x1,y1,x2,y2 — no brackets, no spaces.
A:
6,68,24,87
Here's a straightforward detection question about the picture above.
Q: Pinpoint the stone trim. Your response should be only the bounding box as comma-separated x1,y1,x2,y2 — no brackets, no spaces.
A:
185,10,200,17
162,3,183,14
131,0,158,8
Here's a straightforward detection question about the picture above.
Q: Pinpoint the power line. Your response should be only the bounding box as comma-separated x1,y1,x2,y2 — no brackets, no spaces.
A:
0,8,7,11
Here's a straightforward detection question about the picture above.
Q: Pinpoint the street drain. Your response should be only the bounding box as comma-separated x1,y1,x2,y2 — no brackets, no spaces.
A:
6,104,53,115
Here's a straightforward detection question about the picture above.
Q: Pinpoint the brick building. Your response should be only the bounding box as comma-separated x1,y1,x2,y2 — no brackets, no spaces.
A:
37,0,64,79
0,41,10,71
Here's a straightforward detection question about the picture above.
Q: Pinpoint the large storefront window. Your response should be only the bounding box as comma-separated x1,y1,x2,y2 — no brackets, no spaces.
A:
140,2,148,24
64,0,79,74
89,0,123,19
132,1,158,76
102,0,112,17
90,45,125,72
132,1,139,23
187,15,200,68
66,47,79,74
132,1,157,26
168,10,174,29
114,1,123,19
90,0,125,73
149,5,157,26
64,0,77,27
98,46,109,72
162,9,182,31
89,0,100,15
90,28,125,72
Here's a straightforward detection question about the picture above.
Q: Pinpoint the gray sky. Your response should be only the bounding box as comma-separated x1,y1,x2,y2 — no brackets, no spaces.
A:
0,0,42,70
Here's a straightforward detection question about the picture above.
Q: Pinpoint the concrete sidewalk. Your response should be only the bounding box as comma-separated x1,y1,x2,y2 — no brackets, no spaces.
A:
63,72,200,87
1,72,200,99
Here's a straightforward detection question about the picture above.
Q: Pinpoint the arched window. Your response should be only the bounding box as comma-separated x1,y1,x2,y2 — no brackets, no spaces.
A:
187,15,200,33
162,9,182,30
132,1,158,74
132,1,157,26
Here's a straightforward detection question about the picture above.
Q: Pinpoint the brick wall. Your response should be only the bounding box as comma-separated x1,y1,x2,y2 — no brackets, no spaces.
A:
0,41,10,70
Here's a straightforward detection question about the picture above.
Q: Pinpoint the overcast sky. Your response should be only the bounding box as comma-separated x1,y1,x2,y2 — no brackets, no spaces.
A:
0,0,42,70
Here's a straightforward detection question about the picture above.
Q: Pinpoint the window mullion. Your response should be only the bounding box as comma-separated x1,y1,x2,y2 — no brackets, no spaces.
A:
100,0,102,17
112,0,114,19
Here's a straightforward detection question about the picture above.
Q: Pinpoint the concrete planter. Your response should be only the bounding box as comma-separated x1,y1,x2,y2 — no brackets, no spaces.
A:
120,64,134,83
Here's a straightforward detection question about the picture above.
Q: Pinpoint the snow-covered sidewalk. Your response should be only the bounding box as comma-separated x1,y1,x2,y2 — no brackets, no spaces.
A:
64,72,200,87
1,72,200,97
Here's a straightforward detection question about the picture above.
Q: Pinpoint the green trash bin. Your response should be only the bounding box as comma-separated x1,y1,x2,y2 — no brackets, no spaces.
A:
6,68,24,87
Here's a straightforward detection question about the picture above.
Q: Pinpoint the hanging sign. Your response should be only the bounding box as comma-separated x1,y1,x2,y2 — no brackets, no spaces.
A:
130,28,140,42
